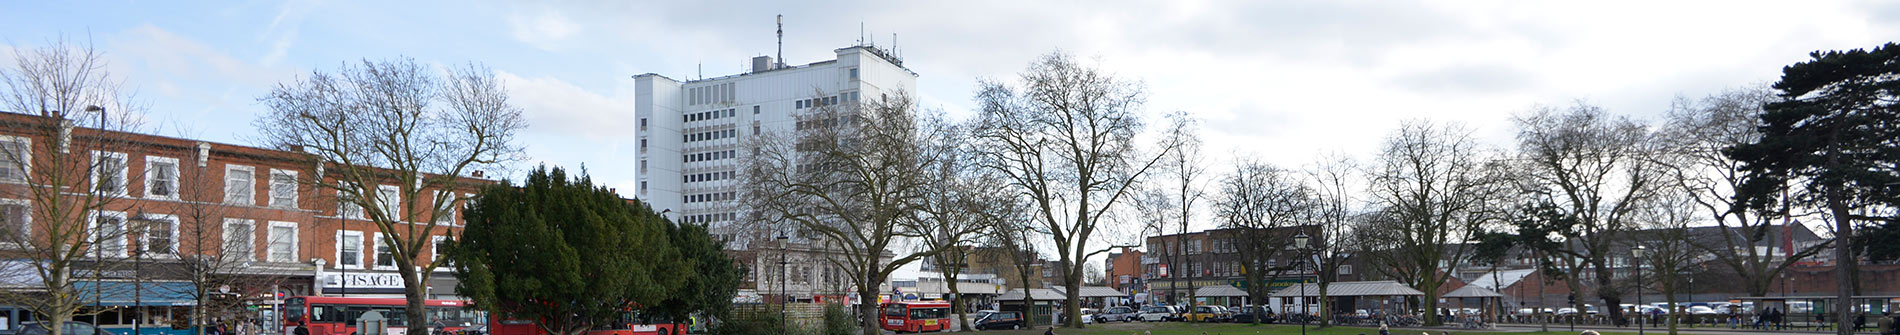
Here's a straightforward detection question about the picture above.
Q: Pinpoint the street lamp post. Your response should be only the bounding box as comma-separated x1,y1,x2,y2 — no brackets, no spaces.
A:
1293,232,1310,335
777,233,790,335
1633,245,1647,335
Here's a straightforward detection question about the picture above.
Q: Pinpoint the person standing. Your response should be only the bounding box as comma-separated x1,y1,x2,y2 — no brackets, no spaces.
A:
1876,311,1893,335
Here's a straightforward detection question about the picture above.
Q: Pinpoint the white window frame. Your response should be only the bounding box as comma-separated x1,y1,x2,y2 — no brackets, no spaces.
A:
133,213,179,258
335,230,364,269
338,182,365,219
0,199,31,244
433,193,457,226
372,232,397,271
91,151,129,197
267,221,298,263
223,219,256,261
88,210,128,257
431,235,450,269
224,164,256,205
268,169,299,208
144,156,180,200
377,184,401,220
0,135,31,184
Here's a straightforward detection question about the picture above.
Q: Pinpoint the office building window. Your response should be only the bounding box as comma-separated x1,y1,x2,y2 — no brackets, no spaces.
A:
145,156,179,199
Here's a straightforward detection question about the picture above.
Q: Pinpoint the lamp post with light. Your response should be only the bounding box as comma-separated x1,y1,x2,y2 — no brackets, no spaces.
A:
1633,245,1647,335
1293,232,1310,335
777,233,790,335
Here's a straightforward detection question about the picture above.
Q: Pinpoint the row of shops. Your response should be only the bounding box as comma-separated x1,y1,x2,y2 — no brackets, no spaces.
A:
0,261,461,335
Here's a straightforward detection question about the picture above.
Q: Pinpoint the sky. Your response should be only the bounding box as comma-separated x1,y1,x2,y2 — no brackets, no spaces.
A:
4,1,1897,268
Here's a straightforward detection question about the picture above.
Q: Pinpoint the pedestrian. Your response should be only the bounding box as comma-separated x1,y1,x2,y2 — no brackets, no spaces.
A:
1876,311,1893,335
1378,321,1389,335
1856,313,1868,333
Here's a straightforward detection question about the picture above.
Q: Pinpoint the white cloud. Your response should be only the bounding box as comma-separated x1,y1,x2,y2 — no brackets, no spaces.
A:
494,70,633,140
508,10,581,51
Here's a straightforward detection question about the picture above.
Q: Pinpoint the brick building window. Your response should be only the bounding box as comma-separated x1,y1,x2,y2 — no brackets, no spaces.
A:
224,219,255,260
225,165,255,205
145,156,179,199
92,151,128,196
268,221,297,262
269,169,298,208
337,230,364,269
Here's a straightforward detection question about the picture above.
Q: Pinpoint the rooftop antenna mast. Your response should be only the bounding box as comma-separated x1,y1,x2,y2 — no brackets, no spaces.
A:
776,15,784,69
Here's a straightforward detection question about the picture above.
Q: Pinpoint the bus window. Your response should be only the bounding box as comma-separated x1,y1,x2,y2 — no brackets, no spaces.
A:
882,305,906,317
312,305,346,322
909,308,946,320
285,298,307,321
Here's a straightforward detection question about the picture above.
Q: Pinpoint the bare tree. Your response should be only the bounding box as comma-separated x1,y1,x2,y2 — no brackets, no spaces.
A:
1511,103,1667,326
913,125,1004,332
1658,86,1826,297
1362,120,1505,326
1633,189,1700,335
741,92,951,335
161,145,297,335
0,39,148,335
1304,154,1361,327
972,52,1167,328
1212,159,1310,315
254,58,525,335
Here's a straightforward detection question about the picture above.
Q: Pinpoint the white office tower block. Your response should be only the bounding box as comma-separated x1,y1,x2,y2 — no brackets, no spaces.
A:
634,46,918,250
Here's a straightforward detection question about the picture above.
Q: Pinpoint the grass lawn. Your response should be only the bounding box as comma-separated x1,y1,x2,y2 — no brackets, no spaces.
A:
954,322,1639,335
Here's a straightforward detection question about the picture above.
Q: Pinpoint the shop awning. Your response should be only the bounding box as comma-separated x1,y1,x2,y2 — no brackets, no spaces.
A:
1444,285,1505,298
1194,285,1248,297
1055,286,1124,298
76,281,198,306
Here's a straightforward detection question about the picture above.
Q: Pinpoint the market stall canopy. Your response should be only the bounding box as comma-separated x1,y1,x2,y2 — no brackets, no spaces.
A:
1271,280,1424,297
1443,285,1506,298
1194,285,1248,297
998,288,1066,301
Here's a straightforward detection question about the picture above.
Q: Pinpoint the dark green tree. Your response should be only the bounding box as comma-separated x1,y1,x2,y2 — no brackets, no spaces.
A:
451,166,686,335
1727,42,1900,335
646,221,744,325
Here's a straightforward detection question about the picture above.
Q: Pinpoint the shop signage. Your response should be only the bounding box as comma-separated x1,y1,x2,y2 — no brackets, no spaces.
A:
321,272,405,289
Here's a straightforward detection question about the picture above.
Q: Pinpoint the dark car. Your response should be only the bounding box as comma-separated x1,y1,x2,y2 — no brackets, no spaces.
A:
1229,306,1275,324
15,322,111,335
974,311,1025,330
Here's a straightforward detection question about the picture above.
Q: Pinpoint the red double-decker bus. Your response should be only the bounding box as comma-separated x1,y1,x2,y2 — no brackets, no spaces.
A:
880,301,952,333
282,296,484,335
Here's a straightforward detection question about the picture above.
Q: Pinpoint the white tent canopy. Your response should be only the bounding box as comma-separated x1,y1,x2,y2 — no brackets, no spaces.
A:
1194,285,1249,297
1271,280,1425,297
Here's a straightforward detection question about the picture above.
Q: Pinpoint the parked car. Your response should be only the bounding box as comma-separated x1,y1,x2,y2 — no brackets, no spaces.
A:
1688,306,1719,315
974,311,1025,330
15,322,110,335
1184,305,1227,322
1138,305,1179,322
1229,306,1275,324
1095,306,1140,323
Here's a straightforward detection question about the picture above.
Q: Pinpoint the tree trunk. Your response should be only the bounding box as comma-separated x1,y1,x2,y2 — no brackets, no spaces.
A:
942,268,970,332
1064,267,1082,328
859,283,882,335
403,262,430,335
1829,186,1853,335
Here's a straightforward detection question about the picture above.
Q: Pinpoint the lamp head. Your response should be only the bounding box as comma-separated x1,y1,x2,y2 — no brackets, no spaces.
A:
1292,232,1310,250
85,105,104,113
